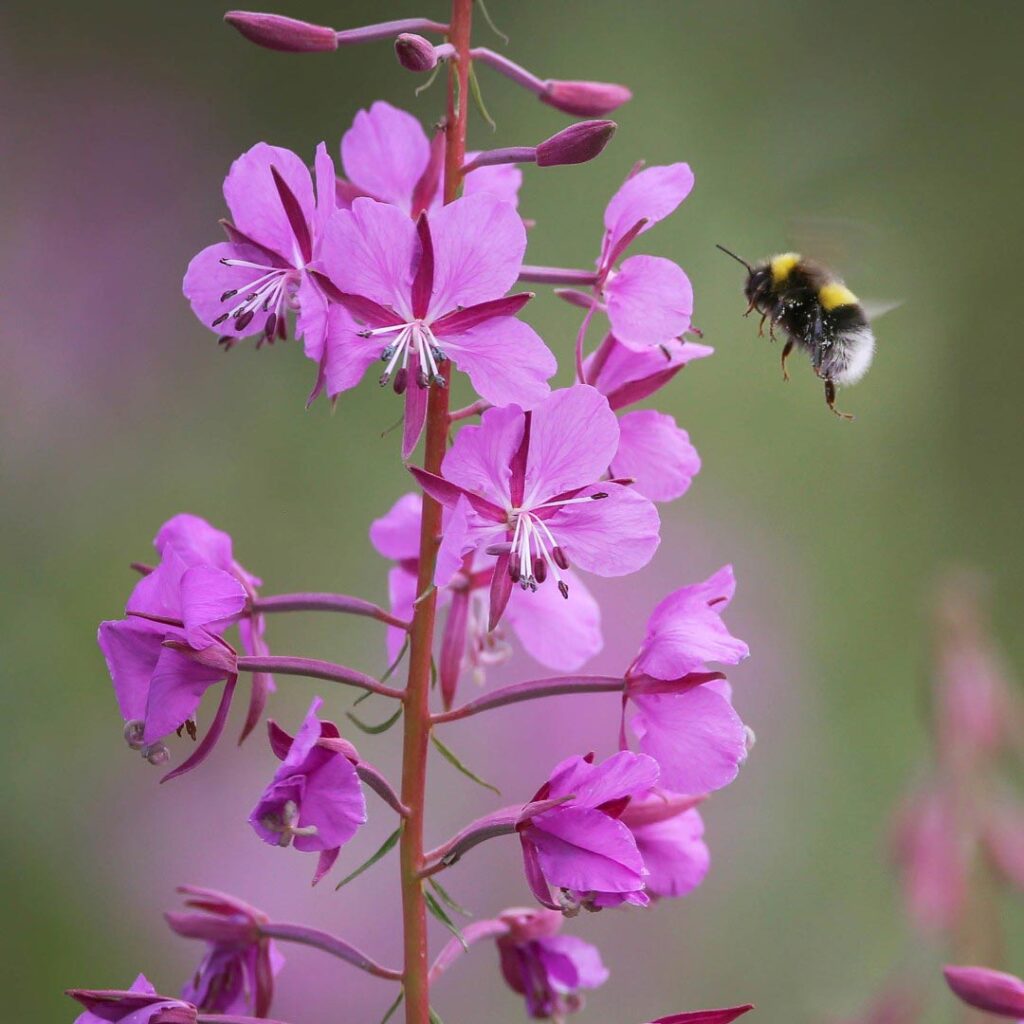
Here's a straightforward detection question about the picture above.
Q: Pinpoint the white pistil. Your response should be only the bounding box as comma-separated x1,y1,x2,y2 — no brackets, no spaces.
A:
261,799,318,848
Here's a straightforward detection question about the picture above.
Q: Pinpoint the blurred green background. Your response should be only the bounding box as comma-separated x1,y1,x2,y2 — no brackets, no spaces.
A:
3,1,1023,1021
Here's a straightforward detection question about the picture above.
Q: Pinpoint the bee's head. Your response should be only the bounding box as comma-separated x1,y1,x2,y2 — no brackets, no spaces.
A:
743,265,773,305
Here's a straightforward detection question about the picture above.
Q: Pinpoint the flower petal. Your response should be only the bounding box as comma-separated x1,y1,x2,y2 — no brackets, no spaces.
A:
179,565,248,647
154,514,235,567
545,750,660,808
386,566,418,664
143,645,227,743
943,965,1024,1018
97,618,165,722
606,255,693,349
613,410,700,502
463,162,523,208
633,807,709,898
370,492,423,561
295,753,367,850
603,163,694,253
322,302,386,397
441,404,523,506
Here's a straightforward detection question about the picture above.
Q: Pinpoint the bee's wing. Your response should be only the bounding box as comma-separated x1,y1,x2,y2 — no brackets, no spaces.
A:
862,299,903,322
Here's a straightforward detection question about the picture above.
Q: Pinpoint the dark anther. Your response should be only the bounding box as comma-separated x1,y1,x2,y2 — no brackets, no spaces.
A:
533,556,548,584
393,367,408,394
220,289,238,302
218,335,237,351
235,310,255,331
509,561,521,583
378,371,391,387
558,581,570,600
590,491,609,500
264,313,278,339
552,546,569,570
212,313,230,327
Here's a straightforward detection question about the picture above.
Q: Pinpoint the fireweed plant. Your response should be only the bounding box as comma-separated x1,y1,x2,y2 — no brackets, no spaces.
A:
72,6,757,1024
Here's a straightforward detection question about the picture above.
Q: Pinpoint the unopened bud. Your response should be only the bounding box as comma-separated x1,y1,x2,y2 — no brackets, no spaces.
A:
224,11,338,53
395,32,439,72
535,120,617,167
540,79,633,117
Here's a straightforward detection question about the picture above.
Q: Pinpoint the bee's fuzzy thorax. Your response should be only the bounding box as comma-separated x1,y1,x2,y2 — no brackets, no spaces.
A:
769,252,801,285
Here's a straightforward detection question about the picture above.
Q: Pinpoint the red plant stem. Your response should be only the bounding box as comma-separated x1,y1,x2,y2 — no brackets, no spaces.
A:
235,655,403,700
399,2,472,1021
252,592,410,630
432,674,626,723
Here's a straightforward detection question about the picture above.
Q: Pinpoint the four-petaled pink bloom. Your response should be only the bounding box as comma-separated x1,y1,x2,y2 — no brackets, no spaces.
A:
585,333,710,502
625,567,750,794
249,697,367,885
319,193,556,455
943,965,1024,1019
495,907,608,1019
413,385,660,629
165,885,283,1018
68,974,197,1024
519,750,660,913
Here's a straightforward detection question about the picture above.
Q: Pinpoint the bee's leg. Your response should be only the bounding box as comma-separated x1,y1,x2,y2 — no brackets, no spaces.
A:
758,311,768,336
781,338,794,381
824,378,854,420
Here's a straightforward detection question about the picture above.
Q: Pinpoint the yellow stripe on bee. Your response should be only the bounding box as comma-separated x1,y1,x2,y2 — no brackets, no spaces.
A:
770,252,800,285
818,282,859,310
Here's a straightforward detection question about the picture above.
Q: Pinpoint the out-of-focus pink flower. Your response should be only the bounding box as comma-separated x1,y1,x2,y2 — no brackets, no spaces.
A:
985,799,1024,891
165,886,283,1018
338,100,521,215
943,964,1024,1018
495,907,608,1019
249,698,367,885
647,1007,754,1024
320,193,555,454
412,386,660,628
68,974,197,1024
519,750,659,913
540,80,632,117
620,789,710,899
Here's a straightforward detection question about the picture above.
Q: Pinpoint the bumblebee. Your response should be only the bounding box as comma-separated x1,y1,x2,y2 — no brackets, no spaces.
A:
717,246,875,419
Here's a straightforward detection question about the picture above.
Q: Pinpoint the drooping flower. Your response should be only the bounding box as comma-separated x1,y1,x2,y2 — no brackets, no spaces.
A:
585,333,709,502
370,492,602,706
165,886,283,1018
943,965,1024,1019
624,567,750,793
518,750,660,913
183,141,338,397
619,789,710,899
249,697,367,885
319,192,556,455
68,974,197,1024
495,907,608,1019
337,100,521,215
413,385,660,629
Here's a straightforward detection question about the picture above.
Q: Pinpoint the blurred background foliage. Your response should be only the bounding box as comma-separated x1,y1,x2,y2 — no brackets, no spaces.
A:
2,1,1023,1021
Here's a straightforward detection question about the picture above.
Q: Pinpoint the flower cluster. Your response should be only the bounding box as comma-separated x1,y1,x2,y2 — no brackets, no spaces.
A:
75,5,756,1024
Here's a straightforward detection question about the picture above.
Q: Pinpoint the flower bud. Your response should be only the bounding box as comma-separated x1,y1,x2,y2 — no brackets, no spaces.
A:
535,120,617,167
540,79,633,117
395,32,438,72
944,965,1024,1018
224,11,338,53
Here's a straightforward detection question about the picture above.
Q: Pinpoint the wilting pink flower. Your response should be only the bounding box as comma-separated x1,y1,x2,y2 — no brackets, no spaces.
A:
68,974,196,1024
165,886,283,1017
337,100,521,215
495,907,608,1019
249,697,367,884
183,142,337,385
370,492,602,704
624,567,750,793
620,789,710,899
585,333,709,502
943,965,1024,1018
320,193,556,454
519,750,660,912
413,386,660,628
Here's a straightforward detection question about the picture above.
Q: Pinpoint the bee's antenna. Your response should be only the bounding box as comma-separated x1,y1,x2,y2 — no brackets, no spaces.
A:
715,244,752,271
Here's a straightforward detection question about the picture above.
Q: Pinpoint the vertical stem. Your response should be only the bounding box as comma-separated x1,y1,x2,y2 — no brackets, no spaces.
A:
399,3,472,1023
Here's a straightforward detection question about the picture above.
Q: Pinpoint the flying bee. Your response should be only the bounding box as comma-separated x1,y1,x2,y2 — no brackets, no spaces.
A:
717,246,876,419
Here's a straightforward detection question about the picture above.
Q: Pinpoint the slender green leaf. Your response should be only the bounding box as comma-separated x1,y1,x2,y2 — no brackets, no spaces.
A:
380,990,404,1024
381,635,410,684
335,824,403,890
468,65,497,132
428,876,472,918
415,62,442,97
429,1009,446,1024
475,0,510,45
430,734,501,795
424,888,468,951
346,705,404,735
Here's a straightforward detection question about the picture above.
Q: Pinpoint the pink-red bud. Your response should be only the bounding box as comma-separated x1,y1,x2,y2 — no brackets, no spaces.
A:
395,32,439,72
535,120,617,167
224,11,338,53
540,79,633,116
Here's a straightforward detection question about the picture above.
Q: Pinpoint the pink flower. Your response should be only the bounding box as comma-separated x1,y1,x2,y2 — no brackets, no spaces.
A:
495,907,608,1019
619,789,710,899
593,164,696,351
183,142,337,382
585,333,710,502
68,974,196,1024
370,493,602,705
943,965,1024,1018
165,886,283,1018
624,567,750,793
518,750,660,912
319,193,556,455
413,386,660,628
249,697,368,885
338,100,521,215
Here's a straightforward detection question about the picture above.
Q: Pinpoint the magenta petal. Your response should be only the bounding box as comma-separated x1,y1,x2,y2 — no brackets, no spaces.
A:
341,101,430,213
223,143,314,263
320,198,416,313
489,552,514,632
633,808,710,898
631,686,747,793
402,372,429,458
386,566,418,663
322,303,384,398
179,565,248,646
184,241,280,339
463,161,523,208
603,163,695,252
432,292,532,334
606,255,693,349
296,272,330,363
441,403,524,505
161,674,238,783
944,965,1024,1018
294,755,367,850
143,646,227,744
521,838,559,909
433,495,488,586
546,750,660,807
312,141,336,242
442,317,556,409
613,410,700,502
97,618,165,721
427,193,527,316
370,492,423,561
525,385,620,498
311,847,341,887
549,484,660,577
154,514,235,567
651,1006,754,1024
440,589,471,709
